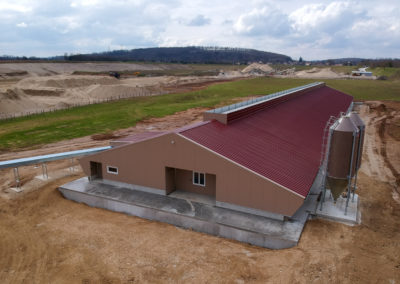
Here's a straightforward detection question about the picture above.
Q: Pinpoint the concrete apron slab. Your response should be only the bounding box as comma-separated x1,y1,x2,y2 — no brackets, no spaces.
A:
316,189,360,226
59,177,310,249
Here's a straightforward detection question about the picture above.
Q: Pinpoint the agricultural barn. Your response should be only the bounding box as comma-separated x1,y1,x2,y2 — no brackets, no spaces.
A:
78,82,353,220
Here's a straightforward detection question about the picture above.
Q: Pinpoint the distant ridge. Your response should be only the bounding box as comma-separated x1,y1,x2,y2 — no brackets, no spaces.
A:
65,46,292,64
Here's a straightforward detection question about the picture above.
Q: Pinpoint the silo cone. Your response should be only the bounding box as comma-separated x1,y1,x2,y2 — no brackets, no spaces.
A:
326,116,359,203
326,177,349,202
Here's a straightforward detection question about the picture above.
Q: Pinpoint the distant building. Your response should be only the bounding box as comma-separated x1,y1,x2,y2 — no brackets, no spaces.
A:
352,67,373,76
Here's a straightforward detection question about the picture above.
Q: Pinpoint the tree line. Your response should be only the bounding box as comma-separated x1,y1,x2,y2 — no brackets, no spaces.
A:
64,46,292,64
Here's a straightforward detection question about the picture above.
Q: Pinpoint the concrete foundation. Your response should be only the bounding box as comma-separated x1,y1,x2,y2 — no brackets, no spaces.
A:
216,201,285,221
35,175,51,181
59,177,313,249
9,187,23,193
316,189,360,225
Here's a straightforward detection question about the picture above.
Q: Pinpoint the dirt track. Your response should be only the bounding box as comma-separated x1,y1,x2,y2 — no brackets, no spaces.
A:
0,102,399,283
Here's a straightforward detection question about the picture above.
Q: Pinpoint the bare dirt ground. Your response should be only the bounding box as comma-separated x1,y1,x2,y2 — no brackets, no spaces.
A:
295,67,344,79
0,102,400,283
0,62,184,77
0,63,244,117
0,75,239,117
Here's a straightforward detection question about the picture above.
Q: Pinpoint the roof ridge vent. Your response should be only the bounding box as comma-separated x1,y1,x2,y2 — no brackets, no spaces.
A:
204,82,325,124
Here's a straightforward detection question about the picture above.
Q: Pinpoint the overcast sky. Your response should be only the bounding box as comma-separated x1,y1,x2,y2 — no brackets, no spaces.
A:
1,0,399,60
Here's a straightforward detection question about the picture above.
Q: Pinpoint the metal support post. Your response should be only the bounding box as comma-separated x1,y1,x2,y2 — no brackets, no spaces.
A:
352,125,364,202
69,158,74,173
352,172,359,202
13,167,20,188
345,131,357,215
42,163,48,179
320,172,328,210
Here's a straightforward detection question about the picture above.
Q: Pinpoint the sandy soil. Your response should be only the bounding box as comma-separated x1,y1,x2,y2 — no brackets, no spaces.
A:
0,74,238,117
0,62,246,117
0,102,399,283
242,63,273,74
0,62,182,77
294,67,344,79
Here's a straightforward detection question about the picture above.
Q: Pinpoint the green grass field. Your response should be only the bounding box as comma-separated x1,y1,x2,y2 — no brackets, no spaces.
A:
1,77,399,151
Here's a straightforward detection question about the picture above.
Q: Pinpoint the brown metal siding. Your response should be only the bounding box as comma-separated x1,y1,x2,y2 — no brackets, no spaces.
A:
165,167,175,194
175,169,216,196
79,132,304,216
203,112,227,124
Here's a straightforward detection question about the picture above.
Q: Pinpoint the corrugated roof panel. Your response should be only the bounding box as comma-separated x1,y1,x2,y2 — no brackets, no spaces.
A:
180,86,353,197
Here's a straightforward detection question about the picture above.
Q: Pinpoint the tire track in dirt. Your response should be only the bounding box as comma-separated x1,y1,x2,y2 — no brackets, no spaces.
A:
378,115,400,200
360,102,400,204
0,190,51,283
359,103,397,184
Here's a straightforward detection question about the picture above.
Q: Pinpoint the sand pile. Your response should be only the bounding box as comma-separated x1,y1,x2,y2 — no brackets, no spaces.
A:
44,76,118,88
295,68,342,78
0,62,167,77
0,61,242,118
0,74,228,117
87,84,151,100
242,63,273,74
16,75,118,89
0,89,41,114
20,87,64,97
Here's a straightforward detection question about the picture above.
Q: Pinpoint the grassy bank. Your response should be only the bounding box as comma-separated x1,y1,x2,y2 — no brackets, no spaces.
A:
1,77,399,151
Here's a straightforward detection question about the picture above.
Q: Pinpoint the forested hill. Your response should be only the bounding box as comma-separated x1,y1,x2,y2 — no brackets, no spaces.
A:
65,47,292,64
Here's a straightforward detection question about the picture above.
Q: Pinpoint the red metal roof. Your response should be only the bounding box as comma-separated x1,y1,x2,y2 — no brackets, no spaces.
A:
180,86,353,197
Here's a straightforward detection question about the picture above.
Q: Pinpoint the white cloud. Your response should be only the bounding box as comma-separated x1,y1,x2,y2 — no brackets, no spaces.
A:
187,15,211,26
0,2,32,13
16,22,27,28
290,2,353,33
70,0,100,8
234,5,290,36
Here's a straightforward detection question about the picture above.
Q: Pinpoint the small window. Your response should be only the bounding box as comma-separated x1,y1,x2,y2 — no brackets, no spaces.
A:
193,171,206,186
107,166,118,175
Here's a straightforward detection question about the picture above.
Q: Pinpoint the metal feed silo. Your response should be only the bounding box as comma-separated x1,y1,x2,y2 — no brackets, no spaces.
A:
349,111,365,198
349,112,365,170
326,116,359,202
